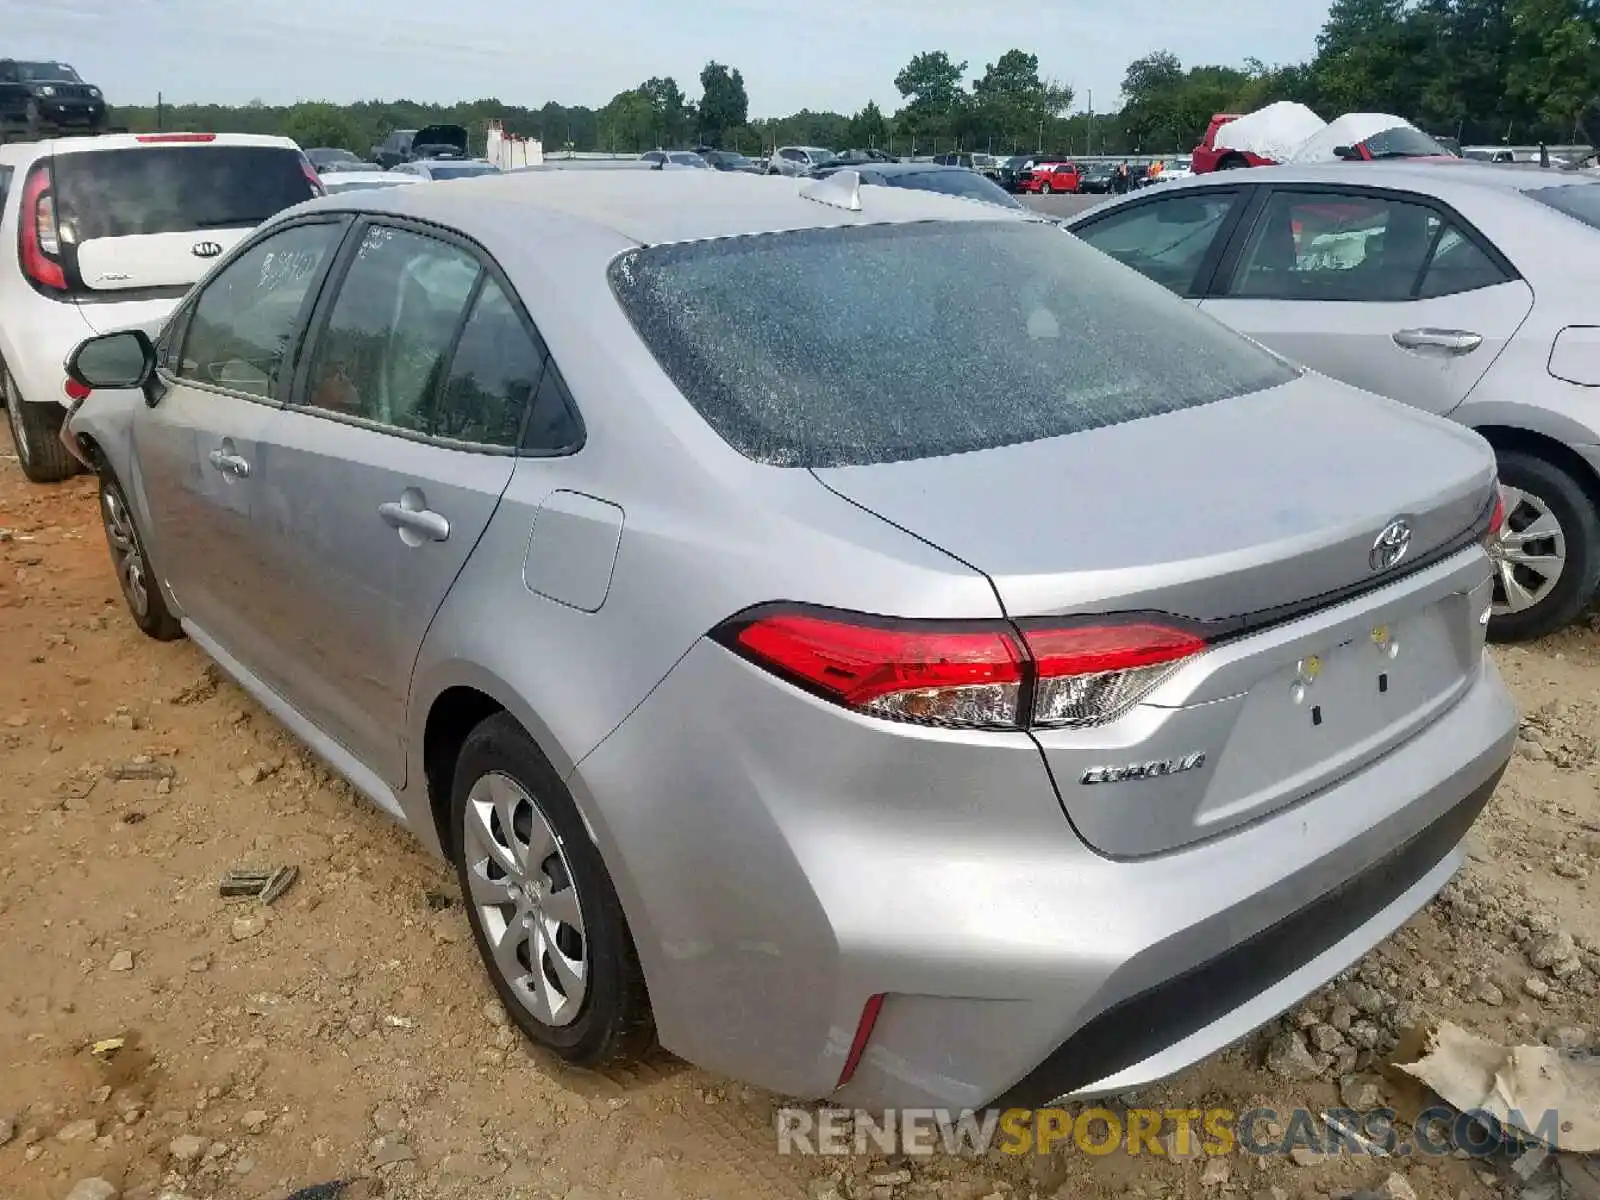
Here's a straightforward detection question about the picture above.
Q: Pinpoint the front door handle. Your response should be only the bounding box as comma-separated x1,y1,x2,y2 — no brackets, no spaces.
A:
379,500,450,542
1392,328,1483,354
207,448,251,478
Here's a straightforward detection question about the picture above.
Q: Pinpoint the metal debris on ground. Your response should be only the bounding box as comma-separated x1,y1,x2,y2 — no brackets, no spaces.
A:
220,864,299,905
89,1037,125,1062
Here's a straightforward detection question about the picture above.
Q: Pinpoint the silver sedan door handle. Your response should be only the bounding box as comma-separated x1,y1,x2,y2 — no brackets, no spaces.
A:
207,448,251,478
1392,328,1483,355
379,500,450,542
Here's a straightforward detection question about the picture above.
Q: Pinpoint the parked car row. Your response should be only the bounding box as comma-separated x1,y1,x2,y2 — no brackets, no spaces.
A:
49,165,1515,1118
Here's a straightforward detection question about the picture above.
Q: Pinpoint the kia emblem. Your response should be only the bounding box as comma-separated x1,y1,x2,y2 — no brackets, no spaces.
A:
192,241,223,259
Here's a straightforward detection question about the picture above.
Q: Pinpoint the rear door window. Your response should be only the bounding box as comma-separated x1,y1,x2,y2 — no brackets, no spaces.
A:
1226,189,1508,301
52,146,317,240
610,219,1297,467
1072,192,1242,295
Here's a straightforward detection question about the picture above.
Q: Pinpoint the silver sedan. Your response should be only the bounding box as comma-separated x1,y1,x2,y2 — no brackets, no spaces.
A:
59,170,1513,1109
1065,161,1600,641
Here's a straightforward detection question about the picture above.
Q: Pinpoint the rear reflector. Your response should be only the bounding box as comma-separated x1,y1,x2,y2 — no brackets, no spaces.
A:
63,378,91,401
1481,487,1505,553
714,604,1209,730
136,132,217,143
836,993,885,1089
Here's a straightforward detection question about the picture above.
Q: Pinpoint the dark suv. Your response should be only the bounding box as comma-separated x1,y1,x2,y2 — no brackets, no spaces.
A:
0,59,108,141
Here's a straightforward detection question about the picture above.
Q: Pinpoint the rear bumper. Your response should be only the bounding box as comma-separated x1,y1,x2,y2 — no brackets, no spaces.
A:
573,636,1516,1107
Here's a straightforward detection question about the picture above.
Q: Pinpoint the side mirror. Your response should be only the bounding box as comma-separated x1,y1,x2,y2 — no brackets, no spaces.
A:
67,329,155,391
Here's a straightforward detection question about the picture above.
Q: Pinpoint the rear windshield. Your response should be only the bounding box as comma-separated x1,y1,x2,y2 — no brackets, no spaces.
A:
427,163,497,179
884,170,1021,209
1525,182,1600,231
53,146,317,240
1360,125,1448,158
610,220,1299,467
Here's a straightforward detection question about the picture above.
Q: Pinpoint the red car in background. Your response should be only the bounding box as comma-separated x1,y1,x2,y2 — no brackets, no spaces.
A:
1019,161,1081,193
1192,114,1274,173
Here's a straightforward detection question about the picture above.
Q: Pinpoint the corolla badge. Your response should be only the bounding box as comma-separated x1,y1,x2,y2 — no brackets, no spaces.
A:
1369,518,1413,573
191,241,223,258
1080,752,1206,786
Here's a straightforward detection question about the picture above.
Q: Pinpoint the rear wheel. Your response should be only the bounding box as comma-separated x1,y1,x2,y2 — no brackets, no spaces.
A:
98,470,183,641
1487,449,1600,642
1040,180,1053,194
451,713,654,1067
3,366,77,483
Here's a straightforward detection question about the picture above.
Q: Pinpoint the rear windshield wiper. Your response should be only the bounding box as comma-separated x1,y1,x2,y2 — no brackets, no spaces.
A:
190,216,272,229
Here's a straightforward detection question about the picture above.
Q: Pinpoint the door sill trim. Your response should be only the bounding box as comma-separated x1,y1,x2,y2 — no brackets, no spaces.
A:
181,619,407,824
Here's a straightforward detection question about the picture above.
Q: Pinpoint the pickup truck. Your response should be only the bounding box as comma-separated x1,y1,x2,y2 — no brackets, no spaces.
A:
0,58,109,141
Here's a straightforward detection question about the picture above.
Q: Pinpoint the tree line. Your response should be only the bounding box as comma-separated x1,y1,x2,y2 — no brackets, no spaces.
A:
113,0,1600,159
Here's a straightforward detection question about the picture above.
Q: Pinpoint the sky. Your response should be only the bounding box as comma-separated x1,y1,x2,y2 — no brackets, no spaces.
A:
3,0,1334,117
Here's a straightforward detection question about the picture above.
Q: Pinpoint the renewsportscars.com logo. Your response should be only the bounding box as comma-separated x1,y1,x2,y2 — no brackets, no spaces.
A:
776,1105,1570,1158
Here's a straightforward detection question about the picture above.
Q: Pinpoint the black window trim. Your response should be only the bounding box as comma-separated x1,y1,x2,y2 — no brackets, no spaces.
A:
160,212,355,409
1070,184,1254,299
286,212,586,457
1202,182,1519,302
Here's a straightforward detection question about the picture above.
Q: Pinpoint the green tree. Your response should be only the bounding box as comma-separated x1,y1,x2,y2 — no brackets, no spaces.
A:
639,76,695,146
599,88,657,153
283,102,362,151
971,49,1073,151
1506,0,1600,133
846,100,889,148
893,50,969,145
698,62,749,147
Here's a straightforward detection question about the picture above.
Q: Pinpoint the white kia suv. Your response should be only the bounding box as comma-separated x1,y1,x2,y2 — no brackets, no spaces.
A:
0,131,323,481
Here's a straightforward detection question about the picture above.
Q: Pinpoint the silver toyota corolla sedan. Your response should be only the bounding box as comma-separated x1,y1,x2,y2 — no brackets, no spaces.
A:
60,169,1515,1110
1064,161,1600,643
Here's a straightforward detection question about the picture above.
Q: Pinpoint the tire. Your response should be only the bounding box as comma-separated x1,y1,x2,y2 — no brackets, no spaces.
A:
451,713,654,1067
98,469,184,641
1486,449,1600,643
3,365,77,483
1040,181,1053,194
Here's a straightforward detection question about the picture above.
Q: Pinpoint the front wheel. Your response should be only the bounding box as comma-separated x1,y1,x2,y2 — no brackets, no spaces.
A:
1486,449,1600,642
1040,181,1053,194
452,713,654,1067
3,366,77,483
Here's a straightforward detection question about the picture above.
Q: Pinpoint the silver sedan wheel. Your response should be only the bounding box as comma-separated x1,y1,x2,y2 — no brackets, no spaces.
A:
4,371,30,464
1491,484,1566,618
100,485,151,620
463,771,588,1027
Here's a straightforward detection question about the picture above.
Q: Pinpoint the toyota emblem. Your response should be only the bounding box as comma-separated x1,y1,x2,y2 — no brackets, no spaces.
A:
1369,519,1413,572
191,241,223,259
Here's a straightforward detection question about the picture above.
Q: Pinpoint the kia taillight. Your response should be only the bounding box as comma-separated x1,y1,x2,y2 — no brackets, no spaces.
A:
18,163,66,291
713,605,1209,731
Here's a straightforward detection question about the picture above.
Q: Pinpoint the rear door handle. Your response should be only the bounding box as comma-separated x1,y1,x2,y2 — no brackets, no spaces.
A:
1392,328,1483,354
379,500,450,542
207,448,251,478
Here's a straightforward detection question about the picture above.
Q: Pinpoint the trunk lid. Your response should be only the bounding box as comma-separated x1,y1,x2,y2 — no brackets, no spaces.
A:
814,374,1499,858
811,374,1495,624
74,227,253,295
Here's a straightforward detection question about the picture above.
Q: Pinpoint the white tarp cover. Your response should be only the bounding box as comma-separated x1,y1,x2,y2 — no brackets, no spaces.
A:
1213,102,1326,162
1288,112,1417,162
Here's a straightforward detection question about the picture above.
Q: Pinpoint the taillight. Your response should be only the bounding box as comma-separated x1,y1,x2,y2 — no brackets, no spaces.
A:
19,163,66,291
299,154,325,196
1022,622,1208,728
1483,487,1505,550
64,378,91,401
714,605,1209,731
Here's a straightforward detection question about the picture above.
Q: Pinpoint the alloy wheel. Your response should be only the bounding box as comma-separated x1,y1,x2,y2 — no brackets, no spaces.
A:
1490,484,1567,618
100,484,151,620
462,771,589,1027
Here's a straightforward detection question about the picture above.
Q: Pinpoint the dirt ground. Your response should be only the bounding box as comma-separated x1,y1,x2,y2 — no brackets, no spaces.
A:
2,452,1597,1200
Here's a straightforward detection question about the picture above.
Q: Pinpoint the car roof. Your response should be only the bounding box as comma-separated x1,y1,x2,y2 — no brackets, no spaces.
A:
290,168,1029,246
834,163,981,178
325,170,419,185
0,131,300,167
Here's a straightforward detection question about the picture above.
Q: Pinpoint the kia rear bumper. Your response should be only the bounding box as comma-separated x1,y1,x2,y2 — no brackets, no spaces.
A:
571,633,1515,1108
